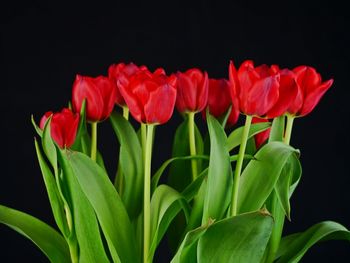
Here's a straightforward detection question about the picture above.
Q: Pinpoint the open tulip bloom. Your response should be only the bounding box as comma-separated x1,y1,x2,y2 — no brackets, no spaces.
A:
1,59,349,263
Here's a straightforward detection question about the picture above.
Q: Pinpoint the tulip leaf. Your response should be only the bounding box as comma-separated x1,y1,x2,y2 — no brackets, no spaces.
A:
168,117,204,192
0,204,70,263
58,151,110,263
151,155,209,194
42,117,58,174
34,139,69,237
110,111,143,219
202,113,232,223
181,168,208,201
276,221,350,263
269,116,285,142
238,141,299,214
31,114,43,137
227,122,271,151
170,218,214,263
197,210,274,263
149,185,191,262
65,150,140,263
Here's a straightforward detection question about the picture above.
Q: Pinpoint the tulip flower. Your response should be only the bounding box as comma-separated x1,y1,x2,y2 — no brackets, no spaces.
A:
288,66,333,117
39,108,79,149
119,68,177,124
176,68,209,113
108,62,147,106
229,60,280,117
72,75,116,122
203,78,239,127
252,117,271,149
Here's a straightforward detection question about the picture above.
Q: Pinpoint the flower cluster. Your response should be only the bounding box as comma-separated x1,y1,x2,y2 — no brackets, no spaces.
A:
41,60,333,149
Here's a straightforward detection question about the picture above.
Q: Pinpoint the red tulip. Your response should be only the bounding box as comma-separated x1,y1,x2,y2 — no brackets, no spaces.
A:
39,108,80,149
252,117,270,149
108,62,147,106
72,75,116,122
265,69,299,118
288,66,333,116
203,78,239,126
176,68,209,113
229,60,280,116
119,68,177,124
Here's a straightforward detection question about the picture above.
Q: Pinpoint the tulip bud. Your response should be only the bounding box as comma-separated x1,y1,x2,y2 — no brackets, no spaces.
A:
176,68,209,113
108,62,147,106
229,60,280,117
39,108,79,149
72,75,116,122
203,78,239,126
252,117,270,149
288,66,333,116
119,68,177,124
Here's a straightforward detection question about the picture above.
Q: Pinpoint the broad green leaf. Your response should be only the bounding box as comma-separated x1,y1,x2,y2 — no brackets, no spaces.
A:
110,111,143,219
151,155,209,194
42,117,58,174
181,168,208,202
34,139,69,237
0,205,70,263
198,210,274,263
168,117,204,192
202,113,232,223
58,151,110,263
227,122,271,151
31,114,43,137
238,141,299,214
170,219,214,263
66,151,140,263
269,116,285,142
276,221,350,263
149,185,191,262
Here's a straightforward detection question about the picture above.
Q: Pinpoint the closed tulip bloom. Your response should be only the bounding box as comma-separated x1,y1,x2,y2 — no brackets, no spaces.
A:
72,75,116,122
252,117,270,149
229,60,280,116
203,78,239,126
119,68,177,124
176,68,209,113
108,62,147,106
265,69,299,118
39,108,80,149
288,66,333,116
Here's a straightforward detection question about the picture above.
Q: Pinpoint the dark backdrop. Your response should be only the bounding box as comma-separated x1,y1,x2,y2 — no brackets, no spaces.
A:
1,1,349,262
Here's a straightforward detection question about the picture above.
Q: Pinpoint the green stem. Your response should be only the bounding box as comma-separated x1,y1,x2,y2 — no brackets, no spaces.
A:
188,112,198,181
68,238,79,263
284,115,295,145
143,124,154,263
114,107,130,191
141,123,147,162
230,115,252,216
90,122,98,161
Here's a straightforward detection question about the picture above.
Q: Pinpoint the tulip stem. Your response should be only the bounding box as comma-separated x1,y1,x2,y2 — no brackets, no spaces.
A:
230,114,252,216
91,122,98,162
143,124,154,263
284,115,295,145
68,238,79,263
114,107,130,193
188,112,198,181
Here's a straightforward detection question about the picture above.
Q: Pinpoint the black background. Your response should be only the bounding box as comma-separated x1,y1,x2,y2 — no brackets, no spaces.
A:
1,0,349,262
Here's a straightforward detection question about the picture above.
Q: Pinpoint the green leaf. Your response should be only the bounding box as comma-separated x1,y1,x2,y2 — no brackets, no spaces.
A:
181,168,208,202
66,151,141,263
110,111,143,219
0,205,70,263
58,151,110,263
34,139,69,237
168,117,204,192
198,210,274,263
149,185,191,262
42,117,58,174
151,155,209,194
269,116,285,142
276,221,350,263
170,219,214,263
202,113,232,223
238,141,299,214
31,114,43,137
227,122,271,151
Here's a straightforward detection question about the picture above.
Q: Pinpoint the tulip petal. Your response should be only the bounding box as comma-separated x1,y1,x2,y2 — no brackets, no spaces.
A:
229,61,240,113
119,79,144,123
176,73,197,112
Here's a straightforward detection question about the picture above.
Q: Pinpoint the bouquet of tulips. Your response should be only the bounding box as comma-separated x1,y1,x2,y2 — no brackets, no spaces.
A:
1,60,349,263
